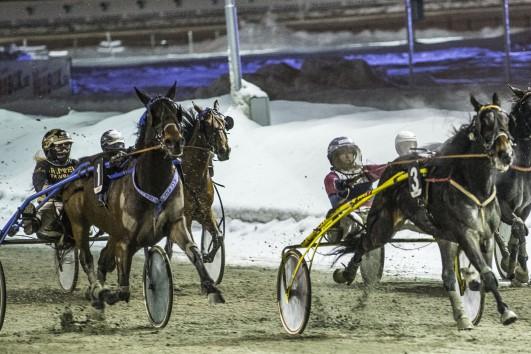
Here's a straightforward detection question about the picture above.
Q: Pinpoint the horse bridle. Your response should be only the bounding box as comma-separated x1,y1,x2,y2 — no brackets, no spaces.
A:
145,96,184,158
197,108,229,155
471,104,511,156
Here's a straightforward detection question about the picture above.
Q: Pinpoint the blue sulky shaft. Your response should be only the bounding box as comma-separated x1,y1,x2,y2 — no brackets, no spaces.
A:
0,162,94,244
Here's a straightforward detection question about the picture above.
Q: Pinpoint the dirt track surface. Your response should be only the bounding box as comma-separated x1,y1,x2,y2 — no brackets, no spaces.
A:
1,246,530,354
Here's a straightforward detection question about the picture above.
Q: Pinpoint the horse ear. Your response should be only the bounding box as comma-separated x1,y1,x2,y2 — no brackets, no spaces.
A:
507,84,525,99
470,95,482,112
135,87,151,106
493,92,501,107
192,101,202,113
213,100,220,111
165,82,177,99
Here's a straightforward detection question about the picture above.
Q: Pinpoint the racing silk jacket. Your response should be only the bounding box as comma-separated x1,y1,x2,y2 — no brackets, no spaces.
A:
324,164,386,209
32,158,78,193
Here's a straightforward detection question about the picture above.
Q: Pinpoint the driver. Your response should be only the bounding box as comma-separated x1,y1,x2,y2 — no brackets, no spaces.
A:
395,130,418,156
22,129,78,239
324,136,385,242
94,129,129,207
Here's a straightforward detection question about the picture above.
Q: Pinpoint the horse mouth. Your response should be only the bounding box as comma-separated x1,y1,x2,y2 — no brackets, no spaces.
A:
163,142,183,158
216,149,230,161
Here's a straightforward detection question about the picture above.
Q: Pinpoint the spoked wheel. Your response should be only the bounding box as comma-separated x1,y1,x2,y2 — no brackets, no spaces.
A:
143,245,173,329
360,246,385,285
0,260,6,332
494,222,511,279
277,249,311,335
201,184,226,284
455,248,485,325
54,246,79,292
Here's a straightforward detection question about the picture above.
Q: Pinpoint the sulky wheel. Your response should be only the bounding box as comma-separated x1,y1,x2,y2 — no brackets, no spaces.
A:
276,249,311,335
54,246,79,292
455,248,485,325
494,222,511,280
0,261,5,332
360,246,385,285
143,245,173,329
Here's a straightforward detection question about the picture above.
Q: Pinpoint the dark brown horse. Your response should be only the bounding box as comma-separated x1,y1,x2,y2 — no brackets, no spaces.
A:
165,100,233,266
334,93,516,329
62,84,224,309
495,85,531,284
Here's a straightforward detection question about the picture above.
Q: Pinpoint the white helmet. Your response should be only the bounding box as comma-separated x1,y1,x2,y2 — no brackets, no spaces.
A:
327,136,362,172
101,129,125,152
395,131,418,156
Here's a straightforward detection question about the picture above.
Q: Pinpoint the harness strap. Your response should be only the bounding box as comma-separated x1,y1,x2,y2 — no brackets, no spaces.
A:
427,176,496,223
510,165,531,172
132,166,179,215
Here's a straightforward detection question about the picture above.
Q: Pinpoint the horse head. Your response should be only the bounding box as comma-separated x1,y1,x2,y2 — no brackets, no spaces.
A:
508,85,531,140
135,83,184,159
192,100,234,161
470,93,513,171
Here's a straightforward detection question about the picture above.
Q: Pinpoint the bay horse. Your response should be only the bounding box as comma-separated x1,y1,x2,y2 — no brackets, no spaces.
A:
165,100,234,263
62,84,224,309
495,85,531,284
334,93,516,329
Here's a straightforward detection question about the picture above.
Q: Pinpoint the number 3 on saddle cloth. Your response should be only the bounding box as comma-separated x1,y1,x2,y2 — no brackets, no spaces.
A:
408,162,423,199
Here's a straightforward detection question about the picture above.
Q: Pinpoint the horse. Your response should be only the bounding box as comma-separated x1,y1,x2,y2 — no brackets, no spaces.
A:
333,93,516,329
495,85,531,284
165,100,234,264
62,83,225,309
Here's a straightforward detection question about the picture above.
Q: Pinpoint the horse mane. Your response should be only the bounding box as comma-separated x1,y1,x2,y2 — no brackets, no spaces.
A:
181,107,198,143
431,121,473,168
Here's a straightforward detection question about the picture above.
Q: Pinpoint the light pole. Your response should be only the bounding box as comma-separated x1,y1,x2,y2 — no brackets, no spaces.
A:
224,0,242,92
405,0,415,85
502,0,512,82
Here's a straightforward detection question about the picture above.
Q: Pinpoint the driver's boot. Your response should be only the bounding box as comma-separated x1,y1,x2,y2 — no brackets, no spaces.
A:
21,203,40,235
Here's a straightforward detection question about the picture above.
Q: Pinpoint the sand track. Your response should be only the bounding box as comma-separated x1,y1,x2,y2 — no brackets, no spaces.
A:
0,246,530,353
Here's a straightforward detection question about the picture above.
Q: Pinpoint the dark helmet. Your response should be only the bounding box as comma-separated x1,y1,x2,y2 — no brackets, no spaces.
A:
327,136,362,172
42,129,73,165
100,129,125,152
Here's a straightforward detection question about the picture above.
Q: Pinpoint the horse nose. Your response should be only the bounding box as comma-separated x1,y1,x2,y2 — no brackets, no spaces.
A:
500,151,512,165
218,146,231,161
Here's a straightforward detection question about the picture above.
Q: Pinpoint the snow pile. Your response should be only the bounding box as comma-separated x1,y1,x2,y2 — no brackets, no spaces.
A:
0,97,517,278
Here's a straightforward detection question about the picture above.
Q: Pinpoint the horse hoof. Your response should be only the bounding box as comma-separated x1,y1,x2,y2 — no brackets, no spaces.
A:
510,278,524,288
333,269,347,284
515,267,529,284
333,269,355,284
87,307,106,322
456,317,473,330
208,292,225,305
501,310,518,325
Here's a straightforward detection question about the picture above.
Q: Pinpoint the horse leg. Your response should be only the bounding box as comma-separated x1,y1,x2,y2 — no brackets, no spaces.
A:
97,243,116,285
333,205,396,285
170,216,225,304
202,209,221,263
437,239,473,330
72,223,106,309
459,230,517,325
102,240,134,305
506,215,528,284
